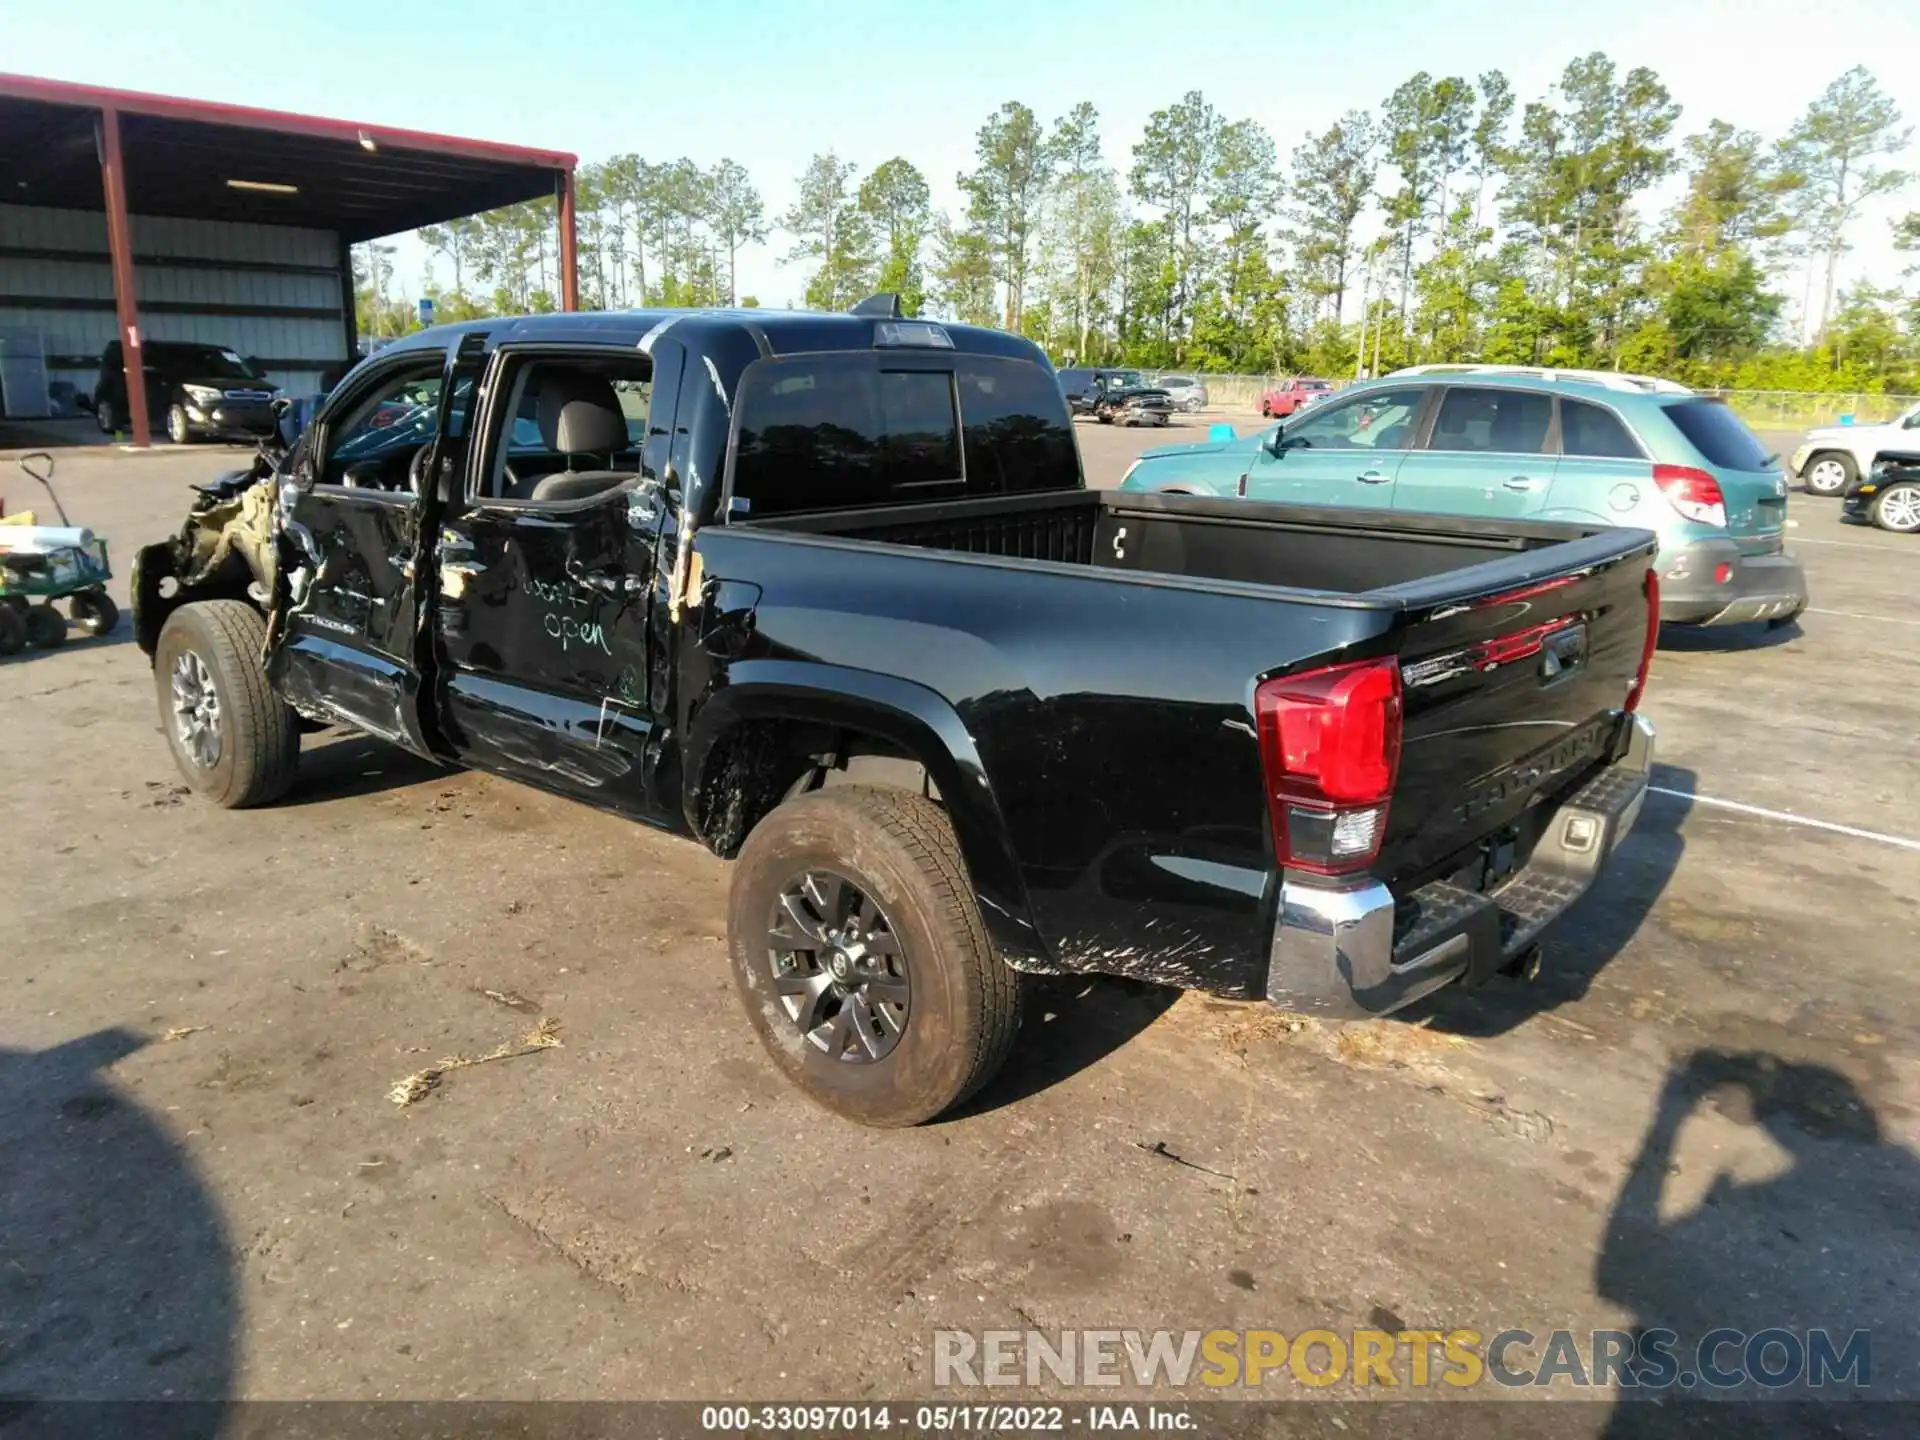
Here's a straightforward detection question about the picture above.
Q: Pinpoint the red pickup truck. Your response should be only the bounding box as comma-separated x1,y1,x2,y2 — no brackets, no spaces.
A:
1260,377,1335,418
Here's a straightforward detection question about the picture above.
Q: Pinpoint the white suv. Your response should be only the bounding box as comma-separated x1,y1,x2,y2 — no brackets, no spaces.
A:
1791,401,1920,496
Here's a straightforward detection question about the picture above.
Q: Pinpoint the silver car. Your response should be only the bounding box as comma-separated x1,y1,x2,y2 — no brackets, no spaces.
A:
1155,375,1209,413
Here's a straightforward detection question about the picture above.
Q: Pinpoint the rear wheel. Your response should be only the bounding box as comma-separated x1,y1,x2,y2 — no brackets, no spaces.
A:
1802,452,1855,495
1870,482,1920,533
68,589,119,636
728,785,1023,1127
153,600,300,808
25,604,68,649
0,604,25,656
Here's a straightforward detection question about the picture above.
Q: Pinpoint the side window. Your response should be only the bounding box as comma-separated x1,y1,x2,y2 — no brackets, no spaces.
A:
732,357,964,516
319,364,444,490
1428,387,1552,455
1286,387,1425,451
479,352,652,505
1560,399,1642,459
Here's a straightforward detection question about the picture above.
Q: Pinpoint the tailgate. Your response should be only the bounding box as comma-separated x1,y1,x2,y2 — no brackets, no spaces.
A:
1373,530,1655,884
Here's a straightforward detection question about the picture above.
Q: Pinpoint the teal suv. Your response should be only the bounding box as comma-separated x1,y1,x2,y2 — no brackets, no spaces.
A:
1117,372,1807,627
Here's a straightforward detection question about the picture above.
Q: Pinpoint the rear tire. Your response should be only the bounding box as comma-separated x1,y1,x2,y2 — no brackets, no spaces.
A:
68,589,119,636
1870,482,1920,533
25,604,68,649
728,785,1024,1127
1802,452,1855,495
153,600,300,808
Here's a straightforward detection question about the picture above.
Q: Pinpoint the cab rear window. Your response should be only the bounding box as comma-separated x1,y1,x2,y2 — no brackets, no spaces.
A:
731,354,1074,516
1664,400,1774,471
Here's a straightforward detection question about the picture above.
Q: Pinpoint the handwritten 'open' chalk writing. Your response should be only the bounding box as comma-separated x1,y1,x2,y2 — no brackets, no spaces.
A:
544,613,612,654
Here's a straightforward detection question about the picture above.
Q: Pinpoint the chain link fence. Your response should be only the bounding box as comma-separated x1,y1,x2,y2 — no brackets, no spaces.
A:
1699,390,1920,430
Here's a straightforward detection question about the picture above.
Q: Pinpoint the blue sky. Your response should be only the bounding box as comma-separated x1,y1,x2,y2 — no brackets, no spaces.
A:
7,0,1917,316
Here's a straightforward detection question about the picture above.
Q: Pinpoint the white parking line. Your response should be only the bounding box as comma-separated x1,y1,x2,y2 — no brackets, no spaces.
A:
1790,536,1906,551
1648,787,1920,852
1805,607,1920,626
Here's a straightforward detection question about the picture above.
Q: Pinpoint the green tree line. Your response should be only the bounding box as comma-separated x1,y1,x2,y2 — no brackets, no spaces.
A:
356,56,1920,392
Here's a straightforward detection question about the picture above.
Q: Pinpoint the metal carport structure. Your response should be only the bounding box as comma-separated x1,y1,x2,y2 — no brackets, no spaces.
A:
0,73,577,447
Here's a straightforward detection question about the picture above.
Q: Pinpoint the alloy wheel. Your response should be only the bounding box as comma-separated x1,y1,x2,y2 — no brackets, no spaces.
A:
170,650,222,769
766,870,909,1062
1878,486,1920,532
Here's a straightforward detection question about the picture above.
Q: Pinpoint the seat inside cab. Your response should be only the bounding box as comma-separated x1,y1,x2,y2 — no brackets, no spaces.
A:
486,356,652,504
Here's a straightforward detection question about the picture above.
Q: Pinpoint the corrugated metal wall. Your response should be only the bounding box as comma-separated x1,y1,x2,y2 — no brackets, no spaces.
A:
0,203,350,404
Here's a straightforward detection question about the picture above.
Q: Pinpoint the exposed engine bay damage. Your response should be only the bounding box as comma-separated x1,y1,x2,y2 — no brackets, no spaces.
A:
132,471,280,656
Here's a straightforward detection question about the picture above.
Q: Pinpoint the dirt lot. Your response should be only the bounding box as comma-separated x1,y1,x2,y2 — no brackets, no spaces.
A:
2,423,1916,1433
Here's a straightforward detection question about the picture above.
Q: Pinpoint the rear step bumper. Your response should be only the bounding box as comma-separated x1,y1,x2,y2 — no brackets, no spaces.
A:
1265,714,1654,1018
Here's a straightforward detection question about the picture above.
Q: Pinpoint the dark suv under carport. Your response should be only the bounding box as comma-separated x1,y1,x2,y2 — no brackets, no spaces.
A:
92,342,281,444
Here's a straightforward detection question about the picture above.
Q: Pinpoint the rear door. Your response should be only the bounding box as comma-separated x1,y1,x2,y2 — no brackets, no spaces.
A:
1242,385,1427,509
431,340,682,817
1393,385,1556,520
1659,398,1788,554
268,347,451,755
1548,395,1652,522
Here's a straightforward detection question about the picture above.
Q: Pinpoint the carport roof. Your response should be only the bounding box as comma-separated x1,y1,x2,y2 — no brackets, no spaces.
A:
0,73,577,242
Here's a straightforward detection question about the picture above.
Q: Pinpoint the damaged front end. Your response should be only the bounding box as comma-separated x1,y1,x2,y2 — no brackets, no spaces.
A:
131,452,284,657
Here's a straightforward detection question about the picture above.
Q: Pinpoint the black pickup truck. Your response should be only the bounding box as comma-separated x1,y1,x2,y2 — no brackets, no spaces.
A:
133,299,1660,1126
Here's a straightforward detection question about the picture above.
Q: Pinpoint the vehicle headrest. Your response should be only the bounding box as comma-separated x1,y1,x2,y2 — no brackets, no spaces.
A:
536,368,628,454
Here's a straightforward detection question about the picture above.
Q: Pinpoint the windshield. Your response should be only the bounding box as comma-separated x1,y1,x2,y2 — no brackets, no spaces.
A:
149,345,260,380
1105,371,1145,387
1664,399,1775,472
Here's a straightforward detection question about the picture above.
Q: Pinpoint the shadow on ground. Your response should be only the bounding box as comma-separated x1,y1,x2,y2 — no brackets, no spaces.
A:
1407,765,1696,1039
953,974,1180,1120
278,731,451,808
0,1029,233,1429
1594,1047,1917,1437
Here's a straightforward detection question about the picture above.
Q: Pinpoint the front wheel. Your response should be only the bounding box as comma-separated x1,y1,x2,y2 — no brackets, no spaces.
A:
94,398,118,435
1871,482,1920,533
166,403,194,445
1802,452,1856,495
153,600,300,808
728,785,1024,1127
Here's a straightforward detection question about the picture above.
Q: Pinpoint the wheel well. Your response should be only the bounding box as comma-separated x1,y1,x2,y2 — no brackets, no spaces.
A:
693,719,937,859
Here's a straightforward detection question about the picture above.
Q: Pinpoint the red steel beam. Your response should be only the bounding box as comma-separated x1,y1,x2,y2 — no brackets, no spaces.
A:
1,72,576,172
558,169,579,311
97,106,150,448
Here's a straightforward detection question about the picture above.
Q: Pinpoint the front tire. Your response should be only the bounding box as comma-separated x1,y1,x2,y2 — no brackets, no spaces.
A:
1802,452,1856,495
728,785,1023,1127
166,403,194,445
95,398,118,435
153,600,300,808
1870,482,1920,533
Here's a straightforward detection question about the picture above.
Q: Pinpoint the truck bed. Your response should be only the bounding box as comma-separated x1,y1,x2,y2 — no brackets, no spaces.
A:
749,487,1602,600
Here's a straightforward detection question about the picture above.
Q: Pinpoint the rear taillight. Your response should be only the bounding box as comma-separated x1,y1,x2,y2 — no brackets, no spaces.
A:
1254,657,1403,877
1653,464,1727,528
1626,568,1659,712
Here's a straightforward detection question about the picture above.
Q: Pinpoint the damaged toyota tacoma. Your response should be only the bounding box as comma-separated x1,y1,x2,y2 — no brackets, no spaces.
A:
134,298,1661,1126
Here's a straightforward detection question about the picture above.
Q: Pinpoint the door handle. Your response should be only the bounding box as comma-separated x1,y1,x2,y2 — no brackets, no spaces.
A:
1503,476,1540,492
1356,470,1393,485
567,558,646,598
